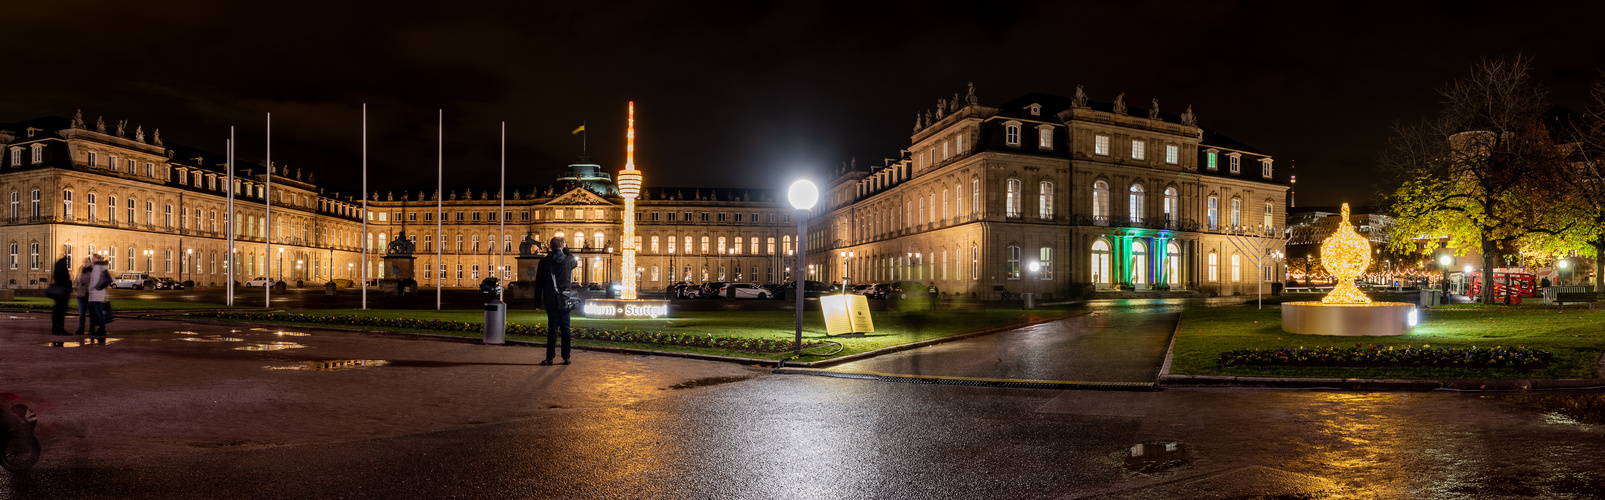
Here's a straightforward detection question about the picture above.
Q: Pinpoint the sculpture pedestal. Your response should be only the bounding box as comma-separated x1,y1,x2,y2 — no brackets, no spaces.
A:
508,255,542,300
1281,302,1417,336
381,255,416,297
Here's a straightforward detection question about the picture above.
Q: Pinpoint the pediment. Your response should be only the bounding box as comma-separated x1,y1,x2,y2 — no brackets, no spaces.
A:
545,187,614,206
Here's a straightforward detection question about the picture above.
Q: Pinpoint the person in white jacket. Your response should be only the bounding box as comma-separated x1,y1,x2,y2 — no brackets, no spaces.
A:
85,256,113,335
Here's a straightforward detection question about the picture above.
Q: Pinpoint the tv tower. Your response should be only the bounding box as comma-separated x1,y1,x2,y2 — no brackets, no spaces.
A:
617,102,643,300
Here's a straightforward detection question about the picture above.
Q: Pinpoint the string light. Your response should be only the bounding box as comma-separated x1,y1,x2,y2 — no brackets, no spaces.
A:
617,101,642,300
1319,203,1373,304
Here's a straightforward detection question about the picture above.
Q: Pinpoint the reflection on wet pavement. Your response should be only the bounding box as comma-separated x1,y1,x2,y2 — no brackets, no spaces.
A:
665,376,751,390
1123,441,1189,473
178,337,244,342
173,330,200,335
1496,392,1605,426
234,341,308,351
41,337,122,347
265,359,390,371
268,331,309,337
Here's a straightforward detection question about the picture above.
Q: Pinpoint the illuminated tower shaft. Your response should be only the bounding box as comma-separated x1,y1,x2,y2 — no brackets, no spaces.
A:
617,102,643,300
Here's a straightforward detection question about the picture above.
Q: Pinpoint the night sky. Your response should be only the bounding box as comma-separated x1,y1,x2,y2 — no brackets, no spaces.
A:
7,1,1605,207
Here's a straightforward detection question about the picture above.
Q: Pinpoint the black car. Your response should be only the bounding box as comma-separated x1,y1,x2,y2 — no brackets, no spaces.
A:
667,282,697,299
888,281,932,299
773,280,833,299
152,277,185,290
862,283,891,299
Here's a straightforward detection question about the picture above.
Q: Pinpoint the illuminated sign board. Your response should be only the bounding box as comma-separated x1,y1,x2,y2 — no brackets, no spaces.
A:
581,299,671,319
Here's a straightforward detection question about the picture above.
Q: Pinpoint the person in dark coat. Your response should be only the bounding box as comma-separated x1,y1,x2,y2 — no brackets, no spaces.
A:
533,237,579,365
48,253,72,336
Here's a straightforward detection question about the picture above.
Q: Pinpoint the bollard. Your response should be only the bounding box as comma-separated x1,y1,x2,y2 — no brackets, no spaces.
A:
1023,292,1035,310
483,298,505,345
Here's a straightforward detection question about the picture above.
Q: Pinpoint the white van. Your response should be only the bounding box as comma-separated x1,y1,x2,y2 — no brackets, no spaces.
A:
112,272,154,289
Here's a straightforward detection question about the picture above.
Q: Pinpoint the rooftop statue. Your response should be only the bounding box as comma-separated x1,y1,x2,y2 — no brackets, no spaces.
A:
1112,93,1127,115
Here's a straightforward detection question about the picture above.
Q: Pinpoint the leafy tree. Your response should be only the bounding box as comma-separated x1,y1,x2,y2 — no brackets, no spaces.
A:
1383,57,1572,304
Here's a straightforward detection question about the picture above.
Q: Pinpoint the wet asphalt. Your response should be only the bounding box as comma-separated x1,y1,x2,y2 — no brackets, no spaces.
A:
4,302,1605,499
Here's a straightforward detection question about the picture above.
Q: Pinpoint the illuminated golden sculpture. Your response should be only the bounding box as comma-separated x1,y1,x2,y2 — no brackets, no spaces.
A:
1319,203,1372,304
617,101,642,300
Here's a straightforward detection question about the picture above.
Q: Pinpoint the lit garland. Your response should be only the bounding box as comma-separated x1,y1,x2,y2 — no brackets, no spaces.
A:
617,102,642,300
1319,203,1373,304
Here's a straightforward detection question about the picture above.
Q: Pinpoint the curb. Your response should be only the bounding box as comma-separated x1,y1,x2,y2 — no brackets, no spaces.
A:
778,311,1086,369
774,368,1155,391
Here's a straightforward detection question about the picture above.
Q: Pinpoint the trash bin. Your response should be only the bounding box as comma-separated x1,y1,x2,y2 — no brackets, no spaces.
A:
1023,292,1036,310
1419,289,1440,307
483,298,505,345
325,282,336,296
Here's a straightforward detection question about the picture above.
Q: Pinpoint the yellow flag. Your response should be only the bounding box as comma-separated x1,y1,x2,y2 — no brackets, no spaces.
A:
571,124,585,135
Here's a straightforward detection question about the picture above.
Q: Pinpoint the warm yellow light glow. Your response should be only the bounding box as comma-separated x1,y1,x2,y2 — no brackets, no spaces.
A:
618,101,642,300
1319,203,1372,304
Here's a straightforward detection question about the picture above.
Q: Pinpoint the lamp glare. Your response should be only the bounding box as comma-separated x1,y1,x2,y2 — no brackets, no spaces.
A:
787,180,818,210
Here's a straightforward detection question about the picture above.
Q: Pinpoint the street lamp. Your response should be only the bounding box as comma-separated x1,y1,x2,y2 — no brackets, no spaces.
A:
1438,254,1453,304
787,179,818,358
143,249,153,273
1558,259,1570,286
277,248,284,281
1027,260,1040,309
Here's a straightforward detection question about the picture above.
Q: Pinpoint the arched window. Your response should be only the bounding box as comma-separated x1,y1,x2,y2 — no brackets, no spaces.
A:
61,190,73,219
701,236,710,254
651,236,660,253
1005,178,1022,218
942,188,949,220
1207,251,1219,282
971,179,980,215
1164,187,1179,224
472,235,480,253
1230,198,1242,227
1166,242,1181,288
1263,201,1275,228
1128,183,1145,225
1005,245,1021,279
1039,246,1053,280
1206,196,1219,229
1091,239,1111,285
971,245,978,280
1131,240,1148,285
1038,181,1054,220
1092,180,1110,222
1004,122,1021,146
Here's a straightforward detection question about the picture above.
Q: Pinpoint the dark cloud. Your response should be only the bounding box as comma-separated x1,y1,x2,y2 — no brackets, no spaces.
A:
6,0,1605,206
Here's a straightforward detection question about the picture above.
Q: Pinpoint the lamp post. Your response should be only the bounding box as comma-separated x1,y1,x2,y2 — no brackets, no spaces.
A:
144,249,153,274
277,248,284,281
1027,260,1040,309
1438,254,1453,305
184,248,192,284
839,251,854,291
348,262,354,279
1558,259,1569,287
297,259,303,282
787,179,818,358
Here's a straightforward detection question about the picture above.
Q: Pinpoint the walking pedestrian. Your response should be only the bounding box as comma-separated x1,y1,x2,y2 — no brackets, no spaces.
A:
534,237,579,366
85,256,112,336
47,252,72,336
73,257,93,334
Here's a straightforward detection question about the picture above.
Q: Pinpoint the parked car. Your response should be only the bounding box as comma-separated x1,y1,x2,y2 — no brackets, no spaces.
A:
861,283,891,299
699,281,730,299
243,277,274,288
773,280,833,299
888,281,932,299
326,278,354,288
722,282,771,299
850,284,873,295
152,277,185,290
111,273,155,290
667,282,697,299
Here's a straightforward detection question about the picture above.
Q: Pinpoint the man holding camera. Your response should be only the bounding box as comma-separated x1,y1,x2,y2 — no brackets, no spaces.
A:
533,236,579,365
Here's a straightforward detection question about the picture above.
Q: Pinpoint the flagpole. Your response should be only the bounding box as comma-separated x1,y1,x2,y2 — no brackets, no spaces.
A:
265,113,272,309
361,103,368,310
226,130,234,306
436,109,443,310
499,120,505,302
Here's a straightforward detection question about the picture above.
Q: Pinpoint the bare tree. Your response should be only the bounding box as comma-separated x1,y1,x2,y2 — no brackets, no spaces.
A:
1383,56,1572,304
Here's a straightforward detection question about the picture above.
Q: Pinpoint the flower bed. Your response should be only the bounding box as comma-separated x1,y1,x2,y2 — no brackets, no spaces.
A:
192,311,822,353
1217,343,1554,370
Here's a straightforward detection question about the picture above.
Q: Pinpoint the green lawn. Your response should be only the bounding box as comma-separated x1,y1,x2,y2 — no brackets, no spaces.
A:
1172,307,1605,380
200,308,1080,361
1,296,241,311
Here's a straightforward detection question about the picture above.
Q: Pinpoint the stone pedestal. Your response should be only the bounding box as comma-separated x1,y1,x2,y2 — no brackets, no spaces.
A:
509,255,543,300
382,255,417,297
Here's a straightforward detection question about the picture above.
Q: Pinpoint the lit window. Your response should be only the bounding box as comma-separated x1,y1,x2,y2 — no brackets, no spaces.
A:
1005,179,1021,218
1261,158,1273,178
1165,145,1179,164
1037,126,1053,149
1164,187,1179,224
1092,181,1110,220
1039,247,1053,280
1095,135,1110,156
1206,150,1218,170
1131,140,1146,160
1230,198,1242,227
1128,183,1145,224
1264,201,1274,228
1006,245,1020,279
1231,254,1241,282
1208,252,1219,281
1206,196,1219,229
1039,181,1055,220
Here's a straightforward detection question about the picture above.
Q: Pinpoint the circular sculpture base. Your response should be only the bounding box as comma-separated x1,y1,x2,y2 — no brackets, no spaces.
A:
1281,302,1416,336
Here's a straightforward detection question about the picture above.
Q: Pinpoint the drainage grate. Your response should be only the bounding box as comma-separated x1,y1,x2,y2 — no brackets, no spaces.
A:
774,368,1155,391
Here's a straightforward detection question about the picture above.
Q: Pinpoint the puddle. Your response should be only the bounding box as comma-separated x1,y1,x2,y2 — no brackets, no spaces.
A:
234,341,308,351
178,336,244,342
265,359,390,371
666,376,751,390
1495,393,1605,426
1123,441,1190,473
42,338,123,347
8,316,34,320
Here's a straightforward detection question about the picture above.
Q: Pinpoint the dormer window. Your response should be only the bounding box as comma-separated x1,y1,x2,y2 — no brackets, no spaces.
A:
1027,103,1041,116
1260,158,1273,178
1004,120,1022,146
1229,153,1242,174
1037,125,1053,150
25,127,38,137
1205,149,1219,170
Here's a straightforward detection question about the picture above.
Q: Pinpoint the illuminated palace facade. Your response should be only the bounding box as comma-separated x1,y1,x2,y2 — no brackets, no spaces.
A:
0,114,800,290
804,90,1290,297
